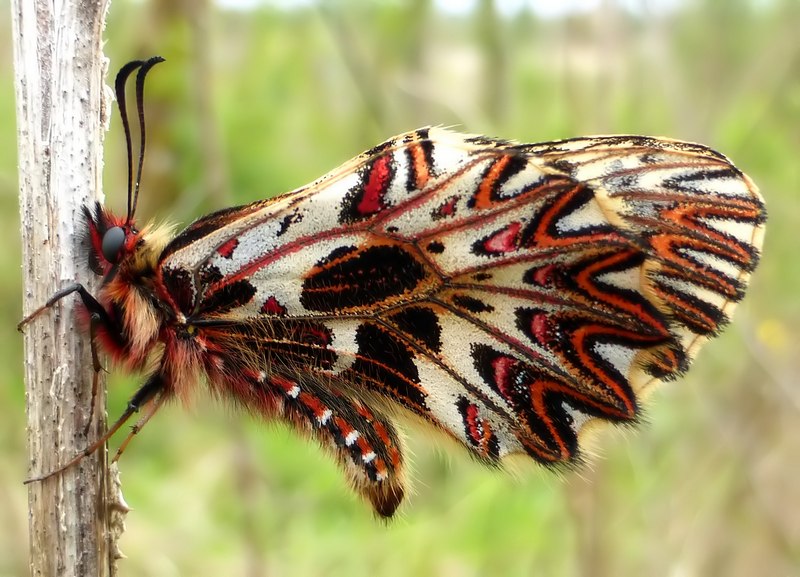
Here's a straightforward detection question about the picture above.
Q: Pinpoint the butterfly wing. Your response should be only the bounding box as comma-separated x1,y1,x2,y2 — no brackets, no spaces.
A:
157,127,765,515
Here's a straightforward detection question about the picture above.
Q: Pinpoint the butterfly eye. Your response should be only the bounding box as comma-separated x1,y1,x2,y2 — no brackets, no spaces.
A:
101,226,126,264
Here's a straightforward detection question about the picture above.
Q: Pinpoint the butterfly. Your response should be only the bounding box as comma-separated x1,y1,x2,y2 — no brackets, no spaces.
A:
19,57,766,517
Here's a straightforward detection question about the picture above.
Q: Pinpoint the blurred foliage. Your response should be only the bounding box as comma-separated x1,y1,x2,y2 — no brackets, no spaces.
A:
2,0,799,576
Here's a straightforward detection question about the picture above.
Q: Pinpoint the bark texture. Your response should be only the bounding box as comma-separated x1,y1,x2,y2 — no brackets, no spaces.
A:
11,1,119,575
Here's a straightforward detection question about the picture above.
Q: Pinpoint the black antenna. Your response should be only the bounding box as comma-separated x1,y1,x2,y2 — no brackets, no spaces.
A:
114,57,165,224
114,60,146,224
129,56,165,223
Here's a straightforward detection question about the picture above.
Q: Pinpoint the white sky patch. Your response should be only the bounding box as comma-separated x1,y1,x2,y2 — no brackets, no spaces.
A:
214,0,684,18
215,0,314,10
525,0,601,19
434,0,479,16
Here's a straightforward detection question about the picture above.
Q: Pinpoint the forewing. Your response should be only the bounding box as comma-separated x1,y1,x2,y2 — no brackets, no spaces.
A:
158,128,765,489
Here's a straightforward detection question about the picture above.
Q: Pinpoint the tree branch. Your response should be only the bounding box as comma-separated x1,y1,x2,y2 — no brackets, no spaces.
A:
11,1,121,575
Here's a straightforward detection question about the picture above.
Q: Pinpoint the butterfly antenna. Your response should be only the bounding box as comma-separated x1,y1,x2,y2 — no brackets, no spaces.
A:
114,60,145,224
129,56,165,223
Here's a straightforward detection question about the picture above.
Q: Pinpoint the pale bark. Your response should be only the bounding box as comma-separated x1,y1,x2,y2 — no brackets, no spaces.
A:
12,1,122,576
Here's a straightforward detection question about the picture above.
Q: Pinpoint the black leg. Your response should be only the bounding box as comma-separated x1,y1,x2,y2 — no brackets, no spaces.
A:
83,312,111,434
25,371,168,484
20,283,126,433
112,394,166,464
18,282,116,331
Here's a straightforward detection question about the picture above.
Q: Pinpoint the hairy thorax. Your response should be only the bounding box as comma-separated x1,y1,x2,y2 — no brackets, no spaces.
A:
96,223,175,371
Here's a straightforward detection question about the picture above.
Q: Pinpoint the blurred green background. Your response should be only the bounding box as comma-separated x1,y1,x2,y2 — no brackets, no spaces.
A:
2,0,799,575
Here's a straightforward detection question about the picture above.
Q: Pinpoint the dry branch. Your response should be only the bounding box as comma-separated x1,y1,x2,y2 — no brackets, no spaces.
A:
11,1,120,575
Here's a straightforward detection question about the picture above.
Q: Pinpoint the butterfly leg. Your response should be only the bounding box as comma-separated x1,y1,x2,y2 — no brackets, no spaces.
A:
18,282,113,330
19,282,126,433
84,311,114,433
25,371,166,483
111,392,166,464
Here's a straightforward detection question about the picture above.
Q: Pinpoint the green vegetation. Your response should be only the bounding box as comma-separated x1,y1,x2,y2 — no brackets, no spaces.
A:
1,1,798,575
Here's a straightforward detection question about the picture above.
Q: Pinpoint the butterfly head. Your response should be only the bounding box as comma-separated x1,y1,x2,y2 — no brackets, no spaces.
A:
82,56,165,279
82,203,143,276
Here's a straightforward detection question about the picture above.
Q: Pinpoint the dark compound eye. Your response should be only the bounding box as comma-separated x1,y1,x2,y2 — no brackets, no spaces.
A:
101,226,126,263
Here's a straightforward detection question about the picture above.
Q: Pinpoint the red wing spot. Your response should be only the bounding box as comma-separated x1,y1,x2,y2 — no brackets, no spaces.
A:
369,419,401,467
527,264,558,287
530,313,549,345
358,155,392,216
460,400,498,458
260,296,287,316
304,324,332,347
334,416,355,439
314,406,332,423
356,435,374,458
355,403,374,420
432,195,459,220
299,391,328,416
353,402,403,468
271,375,300,396
482,222,522,254
491,355,517,400
372,458,389,481
465,404,481,434
217,238,239,259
